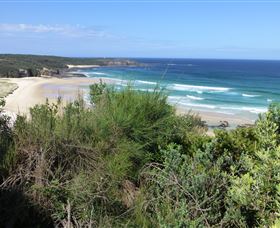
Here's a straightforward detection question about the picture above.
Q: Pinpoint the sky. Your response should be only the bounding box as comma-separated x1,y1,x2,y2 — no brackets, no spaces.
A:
0,0,280,59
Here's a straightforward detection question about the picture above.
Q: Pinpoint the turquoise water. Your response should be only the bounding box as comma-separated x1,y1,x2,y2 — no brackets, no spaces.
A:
77,58,280,119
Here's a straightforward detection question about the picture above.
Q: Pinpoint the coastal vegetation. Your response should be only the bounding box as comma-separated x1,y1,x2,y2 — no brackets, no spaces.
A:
0,54,137,78
0,80,18,98
0,84,279,227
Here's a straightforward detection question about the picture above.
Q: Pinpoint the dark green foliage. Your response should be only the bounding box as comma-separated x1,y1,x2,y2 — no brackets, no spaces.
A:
0,188,53,227
0,85,279,227
0,100,14,180
90,85,205,156
0,85,204,226
0,54,137,77
209,127,258,173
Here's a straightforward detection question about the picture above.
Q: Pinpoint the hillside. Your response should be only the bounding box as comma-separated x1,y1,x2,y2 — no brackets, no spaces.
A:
0,54,137,77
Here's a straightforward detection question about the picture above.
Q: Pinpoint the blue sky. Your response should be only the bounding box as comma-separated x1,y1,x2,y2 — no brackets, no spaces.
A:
0,1,280,59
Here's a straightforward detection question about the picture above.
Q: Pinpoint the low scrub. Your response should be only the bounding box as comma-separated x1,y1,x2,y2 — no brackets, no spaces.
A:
0,85,279,227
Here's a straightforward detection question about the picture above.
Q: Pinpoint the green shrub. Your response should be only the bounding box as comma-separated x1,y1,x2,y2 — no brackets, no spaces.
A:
90,85,205,157
0,84,204,226
0,99,14,179
1,83,279,227
138,143,228,227
223,105,280,227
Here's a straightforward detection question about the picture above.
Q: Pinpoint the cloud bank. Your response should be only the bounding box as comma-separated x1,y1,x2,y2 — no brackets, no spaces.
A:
0,23,107,38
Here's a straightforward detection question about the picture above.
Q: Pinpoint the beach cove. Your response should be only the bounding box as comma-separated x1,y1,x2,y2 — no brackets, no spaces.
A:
2,76,255,128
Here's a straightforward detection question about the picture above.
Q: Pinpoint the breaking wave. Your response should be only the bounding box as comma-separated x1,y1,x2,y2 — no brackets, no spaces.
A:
186,95,204,100
168,83,231,93
242,93,260,98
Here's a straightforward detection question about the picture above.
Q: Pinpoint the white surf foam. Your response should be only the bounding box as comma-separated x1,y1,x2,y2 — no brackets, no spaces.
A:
134,88,157,92
168,95,267,114
167,97,216,109
220,106,267,114
186,95,204,100
95,77,128,86
168,96,186,101
169,83,231,93
135,80,157,85
90,72,107,76
241,107,267,114
177,102,217,109
242,93,260,98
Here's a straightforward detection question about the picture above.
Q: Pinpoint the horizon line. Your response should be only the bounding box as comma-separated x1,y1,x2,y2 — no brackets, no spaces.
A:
2,53,280,61
1,1,280,3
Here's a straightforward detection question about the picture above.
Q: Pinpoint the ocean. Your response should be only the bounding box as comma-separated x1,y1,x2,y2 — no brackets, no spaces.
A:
77,58,280,120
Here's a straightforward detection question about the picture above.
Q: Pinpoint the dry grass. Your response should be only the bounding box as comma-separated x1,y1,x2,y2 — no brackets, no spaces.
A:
0,80,18,98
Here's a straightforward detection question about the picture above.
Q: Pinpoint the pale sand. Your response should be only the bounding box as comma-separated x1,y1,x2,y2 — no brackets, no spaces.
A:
3,77,113,114
176,107,256,128
67,64,100,69
3,77,256,128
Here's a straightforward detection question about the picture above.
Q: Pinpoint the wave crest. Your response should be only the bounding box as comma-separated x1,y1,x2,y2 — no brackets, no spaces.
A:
135,80,157,85
169,83,231,93
186,95,204,100
90,72,107,76
242,93,260,98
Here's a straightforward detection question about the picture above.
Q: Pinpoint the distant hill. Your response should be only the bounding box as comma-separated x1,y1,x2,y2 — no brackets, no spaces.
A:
0,54,137,78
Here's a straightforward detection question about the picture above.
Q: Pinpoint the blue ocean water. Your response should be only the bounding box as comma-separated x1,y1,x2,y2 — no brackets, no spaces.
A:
78,58,280,119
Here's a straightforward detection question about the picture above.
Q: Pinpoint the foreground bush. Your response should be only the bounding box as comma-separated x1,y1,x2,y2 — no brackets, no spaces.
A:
0,100,14,180
0,85,279,227
0,85,204,226
137,104,280,227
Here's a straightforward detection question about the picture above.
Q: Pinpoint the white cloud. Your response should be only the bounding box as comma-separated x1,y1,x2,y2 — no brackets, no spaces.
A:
0,23,107,38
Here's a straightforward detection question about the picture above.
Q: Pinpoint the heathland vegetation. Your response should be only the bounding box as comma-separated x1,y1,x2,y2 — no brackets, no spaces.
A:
0,54,137,77
0,80,18,98
0,84,279,227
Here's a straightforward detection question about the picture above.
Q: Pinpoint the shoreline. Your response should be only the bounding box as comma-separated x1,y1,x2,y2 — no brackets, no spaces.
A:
176,106,256,129
2,76,115,114
66,64,100,69
2,76,257,129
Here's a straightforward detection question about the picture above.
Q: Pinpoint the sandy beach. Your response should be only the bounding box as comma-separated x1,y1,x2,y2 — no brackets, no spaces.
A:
2,76,256,128
67,64,100,69
2,77,113,114
176,106,255,129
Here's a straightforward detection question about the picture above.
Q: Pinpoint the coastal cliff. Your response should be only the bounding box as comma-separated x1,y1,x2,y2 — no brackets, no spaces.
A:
0,54,138,78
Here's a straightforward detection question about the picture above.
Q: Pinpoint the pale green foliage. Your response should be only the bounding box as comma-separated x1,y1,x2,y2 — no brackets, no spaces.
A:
89,80,107,104
224,104,280,227
1,87,280,227
139,144,228,227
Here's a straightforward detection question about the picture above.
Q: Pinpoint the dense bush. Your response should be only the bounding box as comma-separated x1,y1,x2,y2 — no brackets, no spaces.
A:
0,85,279,227
0,100,14,180
137,104,280,227
0,54,137,77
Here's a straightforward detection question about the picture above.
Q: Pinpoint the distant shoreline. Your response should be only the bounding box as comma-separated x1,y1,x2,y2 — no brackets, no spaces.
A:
66,64,100,69
0,54,139,78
